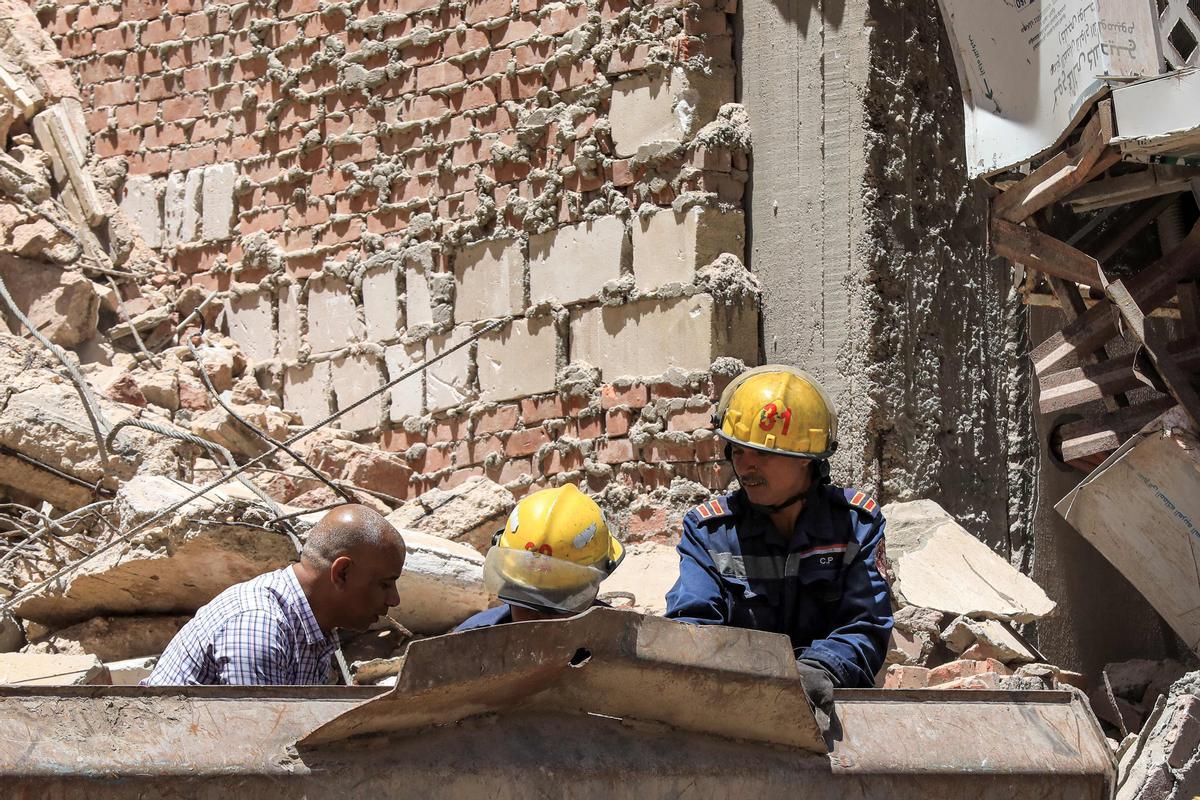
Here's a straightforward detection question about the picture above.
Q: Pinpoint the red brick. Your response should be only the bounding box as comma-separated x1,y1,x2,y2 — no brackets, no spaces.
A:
162,94,205,121
506,427,550,457
540,447,583,476
575,413,603,439
77,3,121,29
642,440,695,463
521,395,564,424
926,659,1011,687
934,674,1003,690
601,383,649,409
497,456,532,484
139,74,174,101
465,0,512,24
381,428,427,452
441,466,486,489
166,0,201,12
626,506,670,540
60,31,96,59
684,9,728,35
540,3,586,35
121,0,163,20
605,408,633,437
279,0,319,16
490,19,537,46
94,79,137,106
883,665,931,689
142,16,185,44
667,408,712,432
597,438,633,464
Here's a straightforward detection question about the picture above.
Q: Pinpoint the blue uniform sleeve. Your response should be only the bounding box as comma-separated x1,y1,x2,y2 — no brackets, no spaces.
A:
211,610,293,686
797,514,894,688
664,515,730,625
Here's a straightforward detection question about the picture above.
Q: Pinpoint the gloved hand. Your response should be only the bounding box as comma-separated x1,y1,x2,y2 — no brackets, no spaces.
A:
796,658,836,736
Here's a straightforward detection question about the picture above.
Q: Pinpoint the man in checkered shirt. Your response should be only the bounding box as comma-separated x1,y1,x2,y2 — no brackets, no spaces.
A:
144,504,406,686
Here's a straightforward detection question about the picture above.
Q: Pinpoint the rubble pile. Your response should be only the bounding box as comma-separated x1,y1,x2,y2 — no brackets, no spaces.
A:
1116,670,1200,800
878,499,1079,691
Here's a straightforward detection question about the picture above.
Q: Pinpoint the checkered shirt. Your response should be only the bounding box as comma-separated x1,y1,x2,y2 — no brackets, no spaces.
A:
143,566,340,686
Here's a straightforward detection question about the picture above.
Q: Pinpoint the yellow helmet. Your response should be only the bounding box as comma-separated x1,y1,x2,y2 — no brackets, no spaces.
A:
483,484,624,614
713,365,838,459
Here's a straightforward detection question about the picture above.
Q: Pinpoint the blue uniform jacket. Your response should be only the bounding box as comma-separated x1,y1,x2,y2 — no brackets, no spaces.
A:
665,484,893,688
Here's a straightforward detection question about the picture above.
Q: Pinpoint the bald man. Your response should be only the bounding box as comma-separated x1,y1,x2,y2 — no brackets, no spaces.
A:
144,505,406,686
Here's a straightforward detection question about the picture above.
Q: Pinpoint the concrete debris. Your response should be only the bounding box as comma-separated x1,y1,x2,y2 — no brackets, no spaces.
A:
386,475,515,553
190,403,295,459
0,258,98,347
0,611,23,653
883,499,1056,623
0,652,109,685
105,655,157,686
1116,671,1200,800
885,605,946,667
351,655,406,686
3,474,298,629
1092,660,1189,736
389,528,487,634
597,542,680,615
23,614,188,662
941,616,1038,665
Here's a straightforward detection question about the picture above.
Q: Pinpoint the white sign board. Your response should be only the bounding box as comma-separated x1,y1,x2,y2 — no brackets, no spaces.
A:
937,0,1161,177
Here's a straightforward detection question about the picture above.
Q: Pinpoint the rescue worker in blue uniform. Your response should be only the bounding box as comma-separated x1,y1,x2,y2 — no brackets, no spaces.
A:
665,365,893,728
455,484,624,631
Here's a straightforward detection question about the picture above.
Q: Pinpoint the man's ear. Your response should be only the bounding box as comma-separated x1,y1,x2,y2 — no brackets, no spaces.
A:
330,555,353,589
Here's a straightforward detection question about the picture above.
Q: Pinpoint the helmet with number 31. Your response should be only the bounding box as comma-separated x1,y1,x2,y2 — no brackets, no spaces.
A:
712,365,838,459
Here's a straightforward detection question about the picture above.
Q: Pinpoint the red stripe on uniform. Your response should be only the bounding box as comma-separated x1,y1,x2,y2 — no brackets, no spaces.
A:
709,500,723,516
696,503,712,518
864,498,877,513
797,544,849,558
851,491,865,506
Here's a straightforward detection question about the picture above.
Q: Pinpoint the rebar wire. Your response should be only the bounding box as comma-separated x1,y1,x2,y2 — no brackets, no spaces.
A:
0,444,111,495
171,291,219,342
0,501,111,572
0,318,507,613
243,466,406,507
184,334,355,504
106,276,161,370
0,274,112,464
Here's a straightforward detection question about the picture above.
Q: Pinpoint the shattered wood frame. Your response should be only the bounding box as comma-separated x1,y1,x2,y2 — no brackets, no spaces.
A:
988,99,1200,471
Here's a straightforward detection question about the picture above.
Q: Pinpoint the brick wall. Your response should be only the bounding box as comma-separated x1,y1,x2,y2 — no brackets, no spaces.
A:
40,0,758,536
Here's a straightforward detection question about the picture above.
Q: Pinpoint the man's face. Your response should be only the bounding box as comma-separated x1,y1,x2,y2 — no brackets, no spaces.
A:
331,545,405,631
730,443,813,508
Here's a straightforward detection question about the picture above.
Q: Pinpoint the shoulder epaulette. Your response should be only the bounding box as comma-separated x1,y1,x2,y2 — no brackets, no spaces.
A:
841,487,880,517
690,495,733,521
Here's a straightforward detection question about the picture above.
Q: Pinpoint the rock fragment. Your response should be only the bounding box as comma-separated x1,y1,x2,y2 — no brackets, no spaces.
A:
386,476,514,552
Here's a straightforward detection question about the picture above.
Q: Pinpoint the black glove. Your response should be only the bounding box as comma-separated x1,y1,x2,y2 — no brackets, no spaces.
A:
796,658,836,736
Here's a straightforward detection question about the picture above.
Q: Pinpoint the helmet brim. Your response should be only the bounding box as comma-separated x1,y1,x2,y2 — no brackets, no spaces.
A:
714,427,836,460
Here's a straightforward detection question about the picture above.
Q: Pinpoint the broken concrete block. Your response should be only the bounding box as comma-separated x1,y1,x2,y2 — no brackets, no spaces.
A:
609,69,731,157
885,605,944,667
307,276,363,353
883,499,1056,623
0,612,24,653
351,655,405,686
596,542,678,615
454,237,524,320
9,217,76,263
386,475,514,553
0,653,109,685
632,207,745,292
30,101,105,226
883,664,931,688
389,528,487,634
362,262,403,342
119,174,162,249
1057,408,1200,655
570,293,757,380
1115,671,1200,800
277,283,302,362
190,402,291,458
926,658,1012,686
164,169,202,245
200,163,236,240
283,360,332,425
0,52,44,117
24,615,189,662
330,350,385,433
0,256,99,347
528,216,625,306
477,315,558,402
133,368,179,412
426,325,476,413
942,616,1037,664
225,287,276,363
384,341,424,421
106,655,157,686
5,475,298,628
404,250,435,327
0,0,79,105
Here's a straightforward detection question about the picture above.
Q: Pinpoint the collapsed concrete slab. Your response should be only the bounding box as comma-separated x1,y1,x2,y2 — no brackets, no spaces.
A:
386,476,514,552
883,499,1056,623
23,614,188,662
598,542,679,615
4,475,298,629
105,655,156,686
389,528,486,634
0,652,108,685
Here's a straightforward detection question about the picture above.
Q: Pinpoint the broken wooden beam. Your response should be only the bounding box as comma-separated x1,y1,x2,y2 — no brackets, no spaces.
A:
992,219,1105,288
1051,397,1177,464
1065,165,1200,214
1031,220,1200,376
1038,339,1200,413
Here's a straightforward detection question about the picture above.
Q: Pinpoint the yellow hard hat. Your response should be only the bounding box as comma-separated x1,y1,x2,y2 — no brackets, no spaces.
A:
483,484,624,614
713,365,838,459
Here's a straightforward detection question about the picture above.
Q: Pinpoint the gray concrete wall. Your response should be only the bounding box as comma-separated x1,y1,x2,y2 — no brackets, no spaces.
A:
740,0,1183,673
740,0,1029,556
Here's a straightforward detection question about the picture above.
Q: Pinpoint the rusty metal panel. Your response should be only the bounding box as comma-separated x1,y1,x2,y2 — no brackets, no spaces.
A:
298,607,826,752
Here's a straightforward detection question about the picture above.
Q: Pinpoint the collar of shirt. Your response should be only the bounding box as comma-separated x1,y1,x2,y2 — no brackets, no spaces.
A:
282,565,337,650
734,485,835,549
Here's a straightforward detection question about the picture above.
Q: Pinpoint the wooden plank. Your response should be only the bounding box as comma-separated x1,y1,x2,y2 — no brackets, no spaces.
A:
993,103,1113,223
1066,164,1200,214
1031,220,1200,375
1038,339,1200,413
1047,275,1127,412
992,219,1105,288
1053,397,1177,462
1107,279,1200,428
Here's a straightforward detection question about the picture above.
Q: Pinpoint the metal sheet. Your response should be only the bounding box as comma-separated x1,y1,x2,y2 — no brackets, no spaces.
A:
297,607,825,751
